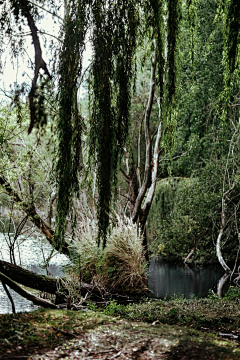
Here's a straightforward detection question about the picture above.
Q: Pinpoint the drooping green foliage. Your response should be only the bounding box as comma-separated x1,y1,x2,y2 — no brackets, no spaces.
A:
54,0,89,247
186,0,198,64
217,0,240,118
145,0,165,103
166,0,182,106
89,0,140,247
145,0,182,111
222,0,240,81
147,0,240,264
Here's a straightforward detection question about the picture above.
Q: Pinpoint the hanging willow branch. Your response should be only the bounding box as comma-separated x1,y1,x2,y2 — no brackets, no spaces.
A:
145,0,165,109
54,0,88,248
166,0,182,107
5,0,238,252
186,0,198,65
223,0,240,81
90,0,139,247
218,0,240,117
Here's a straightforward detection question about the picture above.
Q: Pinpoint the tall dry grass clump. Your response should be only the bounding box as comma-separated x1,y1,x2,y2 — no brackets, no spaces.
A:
70,216,148,294
71,222,103,282
103,216,147,293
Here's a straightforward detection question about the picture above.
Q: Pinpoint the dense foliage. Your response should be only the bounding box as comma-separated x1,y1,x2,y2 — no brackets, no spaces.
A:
147,0,240,263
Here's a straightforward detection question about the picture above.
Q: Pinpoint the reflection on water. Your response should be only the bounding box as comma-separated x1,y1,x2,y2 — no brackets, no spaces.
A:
0,233,70,314
148,257,225,299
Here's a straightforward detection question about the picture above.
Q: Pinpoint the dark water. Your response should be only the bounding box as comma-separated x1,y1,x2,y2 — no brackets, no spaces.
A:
148,257,226,299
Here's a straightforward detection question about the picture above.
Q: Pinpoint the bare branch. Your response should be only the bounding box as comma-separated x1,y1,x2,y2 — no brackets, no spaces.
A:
137,108,145,188
142,120,162,213
28,1,63,21
120,168,130,181
10,0,52,133
1,281,16,313
0,174,71,257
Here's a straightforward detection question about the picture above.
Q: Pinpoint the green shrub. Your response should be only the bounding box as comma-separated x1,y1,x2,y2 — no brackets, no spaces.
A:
147,169,240,264
223,286,240,300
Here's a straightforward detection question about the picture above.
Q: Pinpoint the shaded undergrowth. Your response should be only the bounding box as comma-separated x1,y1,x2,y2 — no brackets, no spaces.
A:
102,296,240,331
0,309,112,358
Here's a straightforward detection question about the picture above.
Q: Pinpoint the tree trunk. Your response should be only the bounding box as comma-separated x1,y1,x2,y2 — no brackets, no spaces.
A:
217,273,230,297
216,229,231,273
121,49,163,261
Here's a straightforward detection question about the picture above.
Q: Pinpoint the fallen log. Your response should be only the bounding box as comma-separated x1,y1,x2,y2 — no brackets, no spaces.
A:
0,260,60,294
0,259,147,309
0,271,57,309
0,259,103,300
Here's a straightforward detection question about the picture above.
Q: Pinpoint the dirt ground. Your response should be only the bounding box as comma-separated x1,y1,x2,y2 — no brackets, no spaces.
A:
0,308,239,360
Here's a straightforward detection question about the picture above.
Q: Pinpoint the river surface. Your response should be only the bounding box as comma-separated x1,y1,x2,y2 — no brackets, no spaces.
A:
0,234,226,314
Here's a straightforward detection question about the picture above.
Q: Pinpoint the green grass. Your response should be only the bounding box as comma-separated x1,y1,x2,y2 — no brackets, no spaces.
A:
101,296,240,330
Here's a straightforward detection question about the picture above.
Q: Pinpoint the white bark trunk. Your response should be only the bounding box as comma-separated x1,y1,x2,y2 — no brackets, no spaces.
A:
216,229,231,273
143,121,162,210
217,273,230,297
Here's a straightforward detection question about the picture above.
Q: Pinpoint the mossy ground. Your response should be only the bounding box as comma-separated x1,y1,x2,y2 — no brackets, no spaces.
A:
0,298,239,359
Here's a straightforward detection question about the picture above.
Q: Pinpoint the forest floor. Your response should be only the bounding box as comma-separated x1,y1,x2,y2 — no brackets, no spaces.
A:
0,297,240,359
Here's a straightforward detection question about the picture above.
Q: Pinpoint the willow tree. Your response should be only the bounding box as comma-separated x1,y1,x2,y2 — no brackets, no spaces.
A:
0,0,239,252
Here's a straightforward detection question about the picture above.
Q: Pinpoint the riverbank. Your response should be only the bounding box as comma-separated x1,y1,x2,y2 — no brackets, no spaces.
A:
0,295,239,359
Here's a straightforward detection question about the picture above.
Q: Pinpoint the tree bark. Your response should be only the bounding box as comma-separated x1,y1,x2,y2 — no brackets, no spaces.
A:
9,0,52,133
216,195,232,273
217,273,230,297
1,281,16,313
216,229,231,273
123,50,162,260
131,52,157,224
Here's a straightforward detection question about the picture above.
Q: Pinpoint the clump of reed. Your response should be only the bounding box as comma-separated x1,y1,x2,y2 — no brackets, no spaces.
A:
70,216,148,294
103,216,147,293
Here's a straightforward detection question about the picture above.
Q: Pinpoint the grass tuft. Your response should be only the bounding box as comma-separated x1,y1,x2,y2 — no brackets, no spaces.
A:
68,216,147,294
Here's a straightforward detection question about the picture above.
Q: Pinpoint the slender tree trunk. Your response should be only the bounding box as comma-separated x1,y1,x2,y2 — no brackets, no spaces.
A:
216,229,231,273
131,52,157,225
2,281,16,313
216,196,232,273
217,273,230,297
